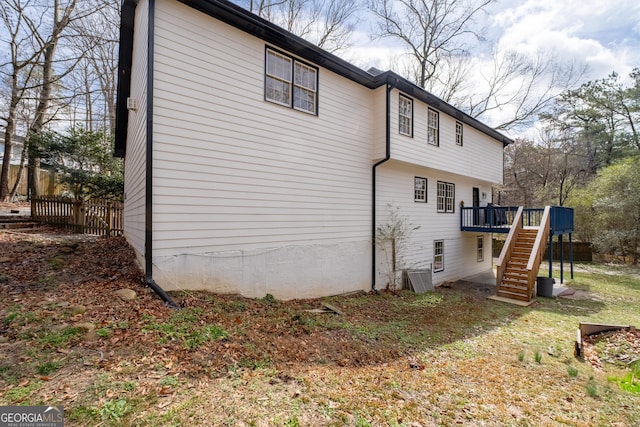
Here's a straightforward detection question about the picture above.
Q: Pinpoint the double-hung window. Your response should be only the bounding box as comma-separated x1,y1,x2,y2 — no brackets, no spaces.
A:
477,236,484,262
437,181,455,213
434,240,444,272
414,177,427,202
456,121,463,146
265,48,317,114
427,108,439,146
399,95,413,137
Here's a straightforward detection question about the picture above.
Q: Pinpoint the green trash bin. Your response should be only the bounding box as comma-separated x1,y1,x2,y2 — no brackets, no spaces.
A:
536,277,555,297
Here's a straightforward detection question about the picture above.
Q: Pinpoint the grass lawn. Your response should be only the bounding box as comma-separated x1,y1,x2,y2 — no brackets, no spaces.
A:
1,230,639,426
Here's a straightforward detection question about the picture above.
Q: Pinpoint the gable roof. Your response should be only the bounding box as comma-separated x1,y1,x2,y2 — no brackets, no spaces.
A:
114,0,513,156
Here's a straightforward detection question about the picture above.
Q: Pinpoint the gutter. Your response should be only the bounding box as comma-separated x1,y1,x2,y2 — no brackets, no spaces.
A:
371,77,397,291
145,0,179,308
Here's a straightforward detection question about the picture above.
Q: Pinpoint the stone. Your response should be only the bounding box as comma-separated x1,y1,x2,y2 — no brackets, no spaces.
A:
75,322,96,332
115,289,137,301
0,335,9,344
67,305,86,316
0,257,10,263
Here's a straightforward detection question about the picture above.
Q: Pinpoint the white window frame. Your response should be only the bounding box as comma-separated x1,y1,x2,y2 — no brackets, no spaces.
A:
477,236,484,262
456,121,463,146
434,240,444,272
265,48,317,115
399,94,413,137
414,177,427,202
437,181,455,213
428,108,439,146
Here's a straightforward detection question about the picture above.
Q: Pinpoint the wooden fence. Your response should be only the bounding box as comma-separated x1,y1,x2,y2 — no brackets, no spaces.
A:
31,196,123,237
7,165,63,196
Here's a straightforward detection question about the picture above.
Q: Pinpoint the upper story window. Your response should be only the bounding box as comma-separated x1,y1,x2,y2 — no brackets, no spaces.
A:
414,177,427,202
399,94,413,137
437,181,455,213
456,121,463,146
265,48,317,115
428,108,439,146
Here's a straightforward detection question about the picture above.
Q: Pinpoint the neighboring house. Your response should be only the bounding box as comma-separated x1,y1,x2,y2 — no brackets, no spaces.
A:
114,0,513,300
0,132,25,165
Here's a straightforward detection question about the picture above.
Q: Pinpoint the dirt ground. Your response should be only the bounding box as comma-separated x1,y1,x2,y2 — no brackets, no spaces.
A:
1,221,640,426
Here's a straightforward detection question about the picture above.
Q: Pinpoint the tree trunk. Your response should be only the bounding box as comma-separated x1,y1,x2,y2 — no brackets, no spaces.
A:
9,142,28,199
0,71,20,202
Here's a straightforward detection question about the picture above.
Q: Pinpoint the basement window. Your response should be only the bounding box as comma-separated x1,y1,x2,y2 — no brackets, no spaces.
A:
477,236,484,262
434,240,444,272
265,48,318,115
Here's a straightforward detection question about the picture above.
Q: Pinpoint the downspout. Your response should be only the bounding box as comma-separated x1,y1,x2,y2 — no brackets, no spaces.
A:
145,0,179,308
371,77,397,291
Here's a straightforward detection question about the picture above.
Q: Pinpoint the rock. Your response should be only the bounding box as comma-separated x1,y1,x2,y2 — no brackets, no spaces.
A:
0,257,10,263
75,322,95,332
76,322,97,342
59,246,75,254
115,289,137,301
0,335,9,344
67,305,86,316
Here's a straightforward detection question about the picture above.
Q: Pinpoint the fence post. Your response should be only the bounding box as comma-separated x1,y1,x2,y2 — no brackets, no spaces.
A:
107,202,112,236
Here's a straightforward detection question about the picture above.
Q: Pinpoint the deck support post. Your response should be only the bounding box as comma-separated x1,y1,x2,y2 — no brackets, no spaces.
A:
569,233,574,279
559,234,564,284
548,234,553,278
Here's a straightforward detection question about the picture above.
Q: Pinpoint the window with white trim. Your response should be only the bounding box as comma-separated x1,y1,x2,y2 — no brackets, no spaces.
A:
434,240,444,272
414,177,427,202
399,94,413,137
437,181,455,213
456,121,463,146
477,236,484,262
427,108,439,146
265,48,317,114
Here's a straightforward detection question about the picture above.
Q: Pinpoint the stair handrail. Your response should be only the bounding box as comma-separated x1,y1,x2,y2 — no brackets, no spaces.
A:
496,206,523,289
526,206,551,299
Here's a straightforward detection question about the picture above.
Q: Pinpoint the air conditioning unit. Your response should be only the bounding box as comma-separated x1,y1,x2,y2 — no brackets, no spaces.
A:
126,97,138,111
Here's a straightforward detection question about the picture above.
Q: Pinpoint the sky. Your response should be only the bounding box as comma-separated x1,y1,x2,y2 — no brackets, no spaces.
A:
347,0,640,82
339,0,639,136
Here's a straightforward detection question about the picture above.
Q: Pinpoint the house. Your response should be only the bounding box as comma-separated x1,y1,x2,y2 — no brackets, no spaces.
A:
114,0,516,301
0,132,25,165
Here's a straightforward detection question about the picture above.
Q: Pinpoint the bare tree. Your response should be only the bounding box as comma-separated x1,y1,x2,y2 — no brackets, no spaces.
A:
239,0,361,53
464,49,586,131
0,0,46,201
369,0,492,89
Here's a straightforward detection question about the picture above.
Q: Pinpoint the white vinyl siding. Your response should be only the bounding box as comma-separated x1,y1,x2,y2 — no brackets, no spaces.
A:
399,94,412,137
375,161,494,286
390,89,504,184
123,0,149,264
149,0,374,298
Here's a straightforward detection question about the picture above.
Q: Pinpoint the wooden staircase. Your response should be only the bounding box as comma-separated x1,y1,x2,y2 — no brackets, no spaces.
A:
493,206,551,305
497,228,537,301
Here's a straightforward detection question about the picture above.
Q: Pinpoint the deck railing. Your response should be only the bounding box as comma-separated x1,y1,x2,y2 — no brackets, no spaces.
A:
31,196,123,237
495,207,523,289
461,206,567,233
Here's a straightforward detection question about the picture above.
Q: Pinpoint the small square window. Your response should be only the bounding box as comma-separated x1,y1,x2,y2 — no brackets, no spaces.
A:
414,177,427,202
477,236,484,262
428,108,439,146
399,95,413,137
434,240,444,272
456,121,463,146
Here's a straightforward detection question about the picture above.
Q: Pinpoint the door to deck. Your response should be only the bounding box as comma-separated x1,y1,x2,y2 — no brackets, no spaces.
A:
472,187,480,226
